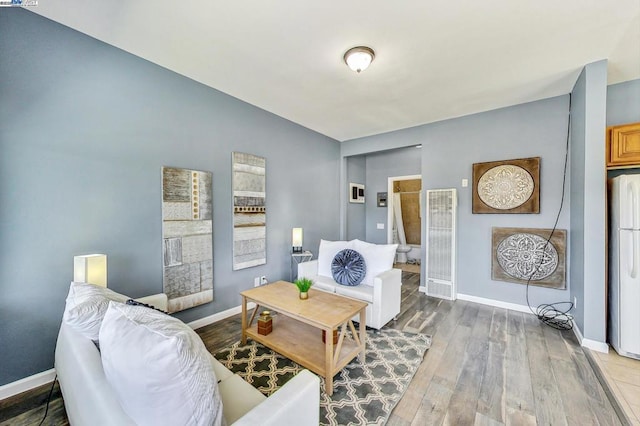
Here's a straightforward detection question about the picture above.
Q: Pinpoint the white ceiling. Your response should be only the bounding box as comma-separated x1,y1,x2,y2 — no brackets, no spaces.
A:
31,1,640,141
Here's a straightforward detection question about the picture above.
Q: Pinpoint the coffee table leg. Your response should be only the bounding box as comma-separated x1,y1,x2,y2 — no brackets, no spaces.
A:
325,327,334,396
241,296,247,345
359,307,366,362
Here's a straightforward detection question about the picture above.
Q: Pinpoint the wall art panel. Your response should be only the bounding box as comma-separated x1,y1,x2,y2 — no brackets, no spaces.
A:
232,152,266,270
162,166,214,312
473,157,540,214
491,227,566,289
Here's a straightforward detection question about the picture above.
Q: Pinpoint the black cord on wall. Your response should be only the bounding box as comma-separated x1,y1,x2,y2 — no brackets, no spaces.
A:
524,93,574,331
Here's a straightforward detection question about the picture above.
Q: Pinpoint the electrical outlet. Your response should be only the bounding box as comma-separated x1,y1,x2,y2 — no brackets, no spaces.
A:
462,178,468,187
377,223,385,230
573,296,577,309
254,277,261,287
260,276,268,285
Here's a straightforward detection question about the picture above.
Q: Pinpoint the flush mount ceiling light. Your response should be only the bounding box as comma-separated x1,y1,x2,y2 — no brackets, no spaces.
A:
343,46,375,73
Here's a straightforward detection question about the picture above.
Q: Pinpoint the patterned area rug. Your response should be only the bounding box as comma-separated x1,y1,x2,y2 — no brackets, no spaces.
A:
213,328,431,426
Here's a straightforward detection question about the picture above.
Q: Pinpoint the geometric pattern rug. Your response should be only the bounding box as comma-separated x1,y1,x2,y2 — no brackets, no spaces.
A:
213,328,431,426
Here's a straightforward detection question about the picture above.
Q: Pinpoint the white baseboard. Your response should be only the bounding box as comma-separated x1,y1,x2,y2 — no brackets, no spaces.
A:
0,302,254,401
187,302,255,330
572,321,609,353
582,338,609,353
572,320,584,343
456,293,534,314
419,286,426,293
0,368,56,401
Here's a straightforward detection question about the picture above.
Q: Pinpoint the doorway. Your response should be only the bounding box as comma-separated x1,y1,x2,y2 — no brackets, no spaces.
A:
387,174,422,273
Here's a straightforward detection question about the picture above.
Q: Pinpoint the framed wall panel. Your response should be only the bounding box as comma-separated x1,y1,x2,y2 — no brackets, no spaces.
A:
162,166,213,312
349,183,365,203
232,152,266,270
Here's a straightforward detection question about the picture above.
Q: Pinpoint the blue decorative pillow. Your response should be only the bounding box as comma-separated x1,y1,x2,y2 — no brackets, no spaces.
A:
331,249,366,286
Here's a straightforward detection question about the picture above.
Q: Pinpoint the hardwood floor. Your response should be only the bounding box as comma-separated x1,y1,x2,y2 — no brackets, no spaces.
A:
0,271,623,425
589,347,640,425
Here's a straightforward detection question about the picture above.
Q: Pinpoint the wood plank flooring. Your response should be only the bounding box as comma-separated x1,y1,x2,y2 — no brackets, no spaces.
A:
0,271,623,425
588,347,640,425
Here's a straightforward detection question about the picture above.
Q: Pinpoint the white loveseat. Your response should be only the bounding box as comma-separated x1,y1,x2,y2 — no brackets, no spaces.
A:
55,287,320,426
298,239,402,330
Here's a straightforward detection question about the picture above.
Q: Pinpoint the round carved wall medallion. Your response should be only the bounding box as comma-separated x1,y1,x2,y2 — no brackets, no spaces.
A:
477,165,534,210
496,233,558,280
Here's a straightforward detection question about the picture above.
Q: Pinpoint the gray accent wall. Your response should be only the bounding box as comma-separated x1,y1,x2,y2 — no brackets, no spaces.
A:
0,9,339,386
569,61,608,343
364,148,422,244
607,79,640,126
420,96,572,306
343,96,573,306
346,156,366,240
344,147,422,244
569,70,587,337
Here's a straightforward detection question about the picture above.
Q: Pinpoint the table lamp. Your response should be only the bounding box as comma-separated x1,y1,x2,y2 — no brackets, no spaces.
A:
292,228,303,253
74,254,107,287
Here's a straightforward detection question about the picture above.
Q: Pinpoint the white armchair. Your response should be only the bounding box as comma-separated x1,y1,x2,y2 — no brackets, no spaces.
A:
298,259,402,330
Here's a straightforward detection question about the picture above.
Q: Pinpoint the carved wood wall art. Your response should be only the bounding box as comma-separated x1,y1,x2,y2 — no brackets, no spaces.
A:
492,227,566,289
472,157,540,214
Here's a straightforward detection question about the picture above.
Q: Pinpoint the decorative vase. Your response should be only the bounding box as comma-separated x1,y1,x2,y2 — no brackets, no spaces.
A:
257,310,272,336
299,291,308,300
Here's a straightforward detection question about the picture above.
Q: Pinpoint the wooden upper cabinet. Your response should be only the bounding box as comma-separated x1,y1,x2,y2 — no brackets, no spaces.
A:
607,122,640,168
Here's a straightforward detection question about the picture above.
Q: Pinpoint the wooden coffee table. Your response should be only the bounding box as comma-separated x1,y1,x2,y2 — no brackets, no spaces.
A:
240,280,367,395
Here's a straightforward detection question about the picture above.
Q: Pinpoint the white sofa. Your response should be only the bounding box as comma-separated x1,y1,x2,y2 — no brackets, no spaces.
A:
55,292,320,426
298,239,402,330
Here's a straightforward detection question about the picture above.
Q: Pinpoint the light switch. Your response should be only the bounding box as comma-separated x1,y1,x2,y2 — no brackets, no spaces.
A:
461,179,468,187
377,223,385,230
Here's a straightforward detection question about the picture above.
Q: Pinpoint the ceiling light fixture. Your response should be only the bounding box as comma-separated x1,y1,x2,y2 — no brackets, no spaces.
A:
343,46,375,73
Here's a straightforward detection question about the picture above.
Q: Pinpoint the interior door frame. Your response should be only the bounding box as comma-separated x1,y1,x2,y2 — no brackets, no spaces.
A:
386,174,422,244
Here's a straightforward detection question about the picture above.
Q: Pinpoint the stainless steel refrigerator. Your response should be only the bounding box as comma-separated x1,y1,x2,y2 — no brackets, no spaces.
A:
609,174,640,359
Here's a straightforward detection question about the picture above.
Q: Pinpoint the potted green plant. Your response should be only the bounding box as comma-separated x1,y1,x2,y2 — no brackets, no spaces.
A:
293,277,313,300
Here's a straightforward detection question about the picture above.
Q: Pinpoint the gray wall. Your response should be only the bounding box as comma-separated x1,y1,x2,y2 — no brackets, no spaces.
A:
342,126,425,158
420,96,572,306
364,148,422,244
346,156,366,240
569,61,608,343
607,79,640,126
569,70,587,335
0,9,340,386
343,96,573,306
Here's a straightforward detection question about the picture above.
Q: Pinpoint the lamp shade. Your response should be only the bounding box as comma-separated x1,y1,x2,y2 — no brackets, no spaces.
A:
292,228,303,252
74,254,107,287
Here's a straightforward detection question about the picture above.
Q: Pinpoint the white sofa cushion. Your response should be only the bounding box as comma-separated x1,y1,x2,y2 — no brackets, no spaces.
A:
353,240,398,286
99,302,224,426
335,283,374,304
317,239,354,278
312,275,339,293
63,282,129,341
